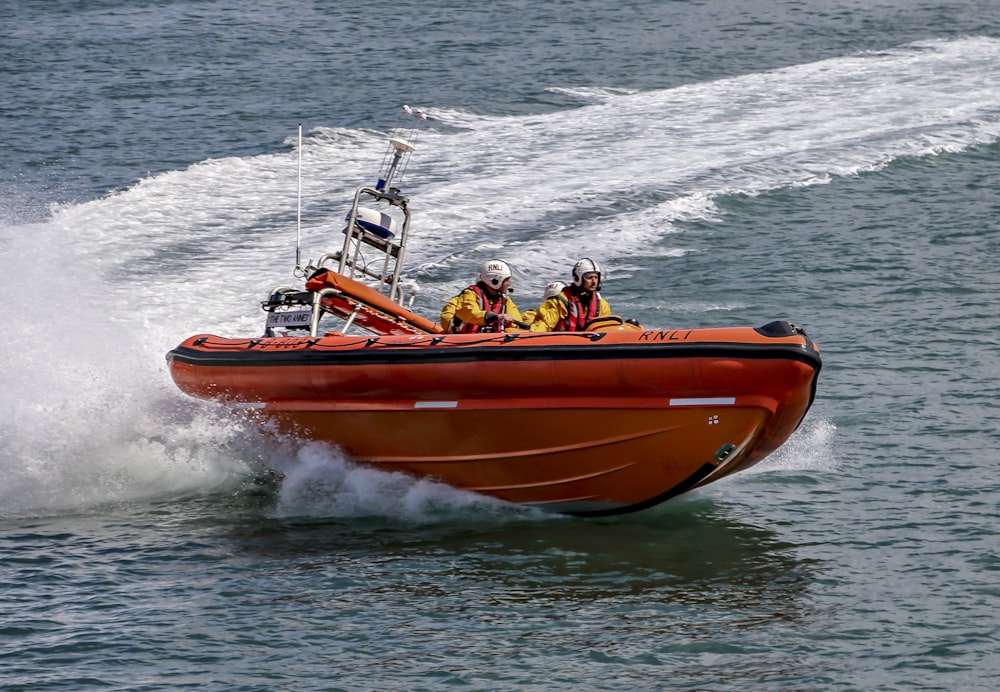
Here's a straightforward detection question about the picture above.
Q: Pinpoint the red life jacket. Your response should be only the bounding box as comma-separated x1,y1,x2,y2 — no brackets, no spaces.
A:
457,284,507,334
557,286,602,332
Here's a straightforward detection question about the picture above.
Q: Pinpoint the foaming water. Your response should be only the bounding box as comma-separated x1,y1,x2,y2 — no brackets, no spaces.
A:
750,417,839,475
12,36,996,309
26,36,998,309
0,224,252,515
268,441,542,522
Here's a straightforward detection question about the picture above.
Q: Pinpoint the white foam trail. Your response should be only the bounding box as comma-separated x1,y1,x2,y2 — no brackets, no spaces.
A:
683,416,838,505
750,417,839,474
26,38,1000,308
544,86,641,102
0,214,282,515
411,38,1000,290
269,442,536,521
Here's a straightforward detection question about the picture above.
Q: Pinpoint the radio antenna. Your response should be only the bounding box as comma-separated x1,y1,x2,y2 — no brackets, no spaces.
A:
295,123,303,271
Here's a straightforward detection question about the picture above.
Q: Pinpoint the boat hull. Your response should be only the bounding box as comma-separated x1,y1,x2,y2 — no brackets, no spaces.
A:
167,324,821,515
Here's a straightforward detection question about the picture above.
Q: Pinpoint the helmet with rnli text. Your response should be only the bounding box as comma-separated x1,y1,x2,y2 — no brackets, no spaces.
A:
571,258,603,289
543,281,567,300
479,259,512,290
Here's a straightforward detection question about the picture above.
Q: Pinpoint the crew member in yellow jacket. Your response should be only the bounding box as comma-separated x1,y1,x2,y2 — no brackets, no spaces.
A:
439,293,461,331
529,258,611,332
441,259,523,333
521,280,567,326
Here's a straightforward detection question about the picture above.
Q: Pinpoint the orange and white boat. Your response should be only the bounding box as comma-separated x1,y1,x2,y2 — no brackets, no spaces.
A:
166,111,822,516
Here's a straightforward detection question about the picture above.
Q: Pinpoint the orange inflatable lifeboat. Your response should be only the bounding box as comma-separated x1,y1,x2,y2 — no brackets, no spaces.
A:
168,318,820,516
166,113,822,516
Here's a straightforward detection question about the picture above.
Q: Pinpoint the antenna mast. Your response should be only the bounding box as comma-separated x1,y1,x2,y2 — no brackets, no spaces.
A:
295,123,303,271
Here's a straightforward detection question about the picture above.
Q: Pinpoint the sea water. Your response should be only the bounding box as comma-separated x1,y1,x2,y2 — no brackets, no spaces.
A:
2,1,999,689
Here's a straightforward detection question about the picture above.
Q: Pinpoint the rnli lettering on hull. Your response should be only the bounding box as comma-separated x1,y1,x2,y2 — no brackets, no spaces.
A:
638,330,694,342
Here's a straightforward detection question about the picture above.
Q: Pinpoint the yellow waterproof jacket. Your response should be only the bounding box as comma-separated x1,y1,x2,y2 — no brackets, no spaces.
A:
529,290,611,332
439,293,462,332
453,285,522,332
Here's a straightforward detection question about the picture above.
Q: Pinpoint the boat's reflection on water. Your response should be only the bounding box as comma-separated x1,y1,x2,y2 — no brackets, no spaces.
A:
224,478,820,623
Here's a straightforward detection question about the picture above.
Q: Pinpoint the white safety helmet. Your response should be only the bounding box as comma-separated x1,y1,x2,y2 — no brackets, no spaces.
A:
571,258,603,289
479,259,512,290
543,281,567,300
